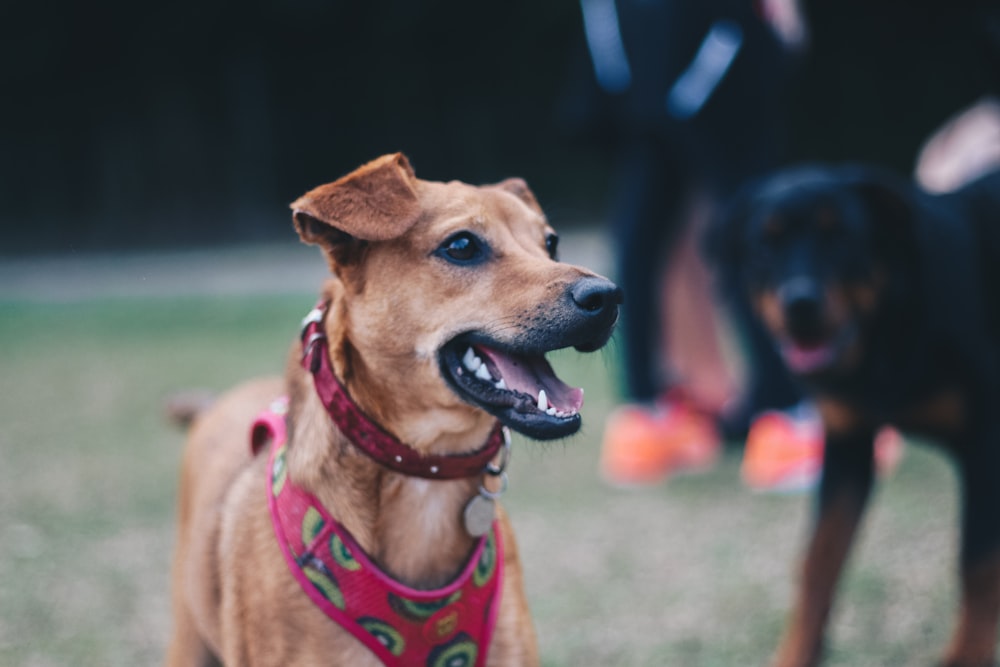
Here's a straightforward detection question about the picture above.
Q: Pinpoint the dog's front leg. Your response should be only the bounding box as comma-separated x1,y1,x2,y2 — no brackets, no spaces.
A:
772,427,876,667
941,552,1000,667
941,426,1000,667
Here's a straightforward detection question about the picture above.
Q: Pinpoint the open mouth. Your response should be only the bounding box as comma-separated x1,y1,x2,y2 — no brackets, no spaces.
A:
439,335,585,440
779,323,857,375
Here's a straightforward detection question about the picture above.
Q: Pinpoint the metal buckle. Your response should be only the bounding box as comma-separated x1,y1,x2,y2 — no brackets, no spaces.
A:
301,332,327,361
300,306,325,339
485,427,512,476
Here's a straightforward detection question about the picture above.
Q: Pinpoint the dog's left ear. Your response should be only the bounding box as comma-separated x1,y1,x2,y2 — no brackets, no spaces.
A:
703,179,757,291
842,165,917,257
290,153,423,255
492,177,545,215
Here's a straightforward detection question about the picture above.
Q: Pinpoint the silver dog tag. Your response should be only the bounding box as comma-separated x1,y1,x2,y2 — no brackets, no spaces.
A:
463,494,495,537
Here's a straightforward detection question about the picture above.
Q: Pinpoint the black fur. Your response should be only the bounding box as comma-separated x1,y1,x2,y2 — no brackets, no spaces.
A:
708,163,1000,665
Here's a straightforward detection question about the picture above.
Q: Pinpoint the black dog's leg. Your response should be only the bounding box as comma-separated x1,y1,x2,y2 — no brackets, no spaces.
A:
773,426,876,667
942,425,1000,667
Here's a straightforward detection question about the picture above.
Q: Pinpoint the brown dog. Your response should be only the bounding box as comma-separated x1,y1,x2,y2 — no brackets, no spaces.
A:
165,153,621,666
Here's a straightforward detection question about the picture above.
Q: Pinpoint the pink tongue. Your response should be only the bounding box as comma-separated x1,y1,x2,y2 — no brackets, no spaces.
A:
783,341,835,373
477,346,584,412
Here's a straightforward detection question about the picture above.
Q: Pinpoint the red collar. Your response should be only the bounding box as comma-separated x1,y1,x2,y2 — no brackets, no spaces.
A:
299,303,505,480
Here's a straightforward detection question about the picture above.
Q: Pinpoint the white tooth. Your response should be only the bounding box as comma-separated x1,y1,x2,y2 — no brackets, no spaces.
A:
475,364,492,381
546,407,557,416
537,389,547,411
495,378,507,390
463,347,482,371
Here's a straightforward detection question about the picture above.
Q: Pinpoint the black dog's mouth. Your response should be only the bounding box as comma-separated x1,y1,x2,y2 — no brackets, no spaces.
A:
779,323,857,375
439,335,584,440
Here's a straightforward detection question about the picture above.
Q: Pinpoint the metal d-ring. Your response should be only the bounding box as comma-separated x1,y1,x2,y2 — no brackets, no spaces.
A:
485,427,512,476
478,471,509,500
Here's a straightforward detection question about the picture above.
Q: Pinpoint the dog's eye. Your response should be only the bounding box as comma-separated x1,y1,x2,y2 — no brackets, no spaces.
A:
437,232,487,265
817,208,840,234
762,216,784,241
545,233,559,260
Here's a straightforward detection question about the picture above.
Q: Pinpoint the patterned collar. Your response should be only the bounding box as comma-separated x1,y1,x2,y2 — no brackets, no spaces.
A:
253,401,504,667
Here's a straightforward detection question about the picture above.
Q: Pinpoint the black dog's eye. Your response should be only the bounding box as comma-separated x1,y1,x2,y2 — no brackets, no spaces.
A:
545,233,559,260
436,232,488,265
761,215,785,241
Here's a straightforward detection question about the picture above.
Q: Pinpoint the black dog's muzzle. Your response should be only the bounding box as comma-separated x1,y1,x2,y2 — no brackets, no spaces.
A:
779,277,825,342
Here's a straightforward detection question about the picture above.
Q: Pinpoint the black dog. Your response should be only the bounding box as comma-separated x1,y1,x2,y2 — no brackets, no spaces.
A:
709,164,1000,667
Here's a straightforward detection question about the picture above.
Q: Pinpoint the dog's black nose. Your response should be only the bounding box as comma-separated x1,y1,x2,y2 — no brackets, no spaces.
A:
780,277,824,336
564,276,622,352
570,277,624,316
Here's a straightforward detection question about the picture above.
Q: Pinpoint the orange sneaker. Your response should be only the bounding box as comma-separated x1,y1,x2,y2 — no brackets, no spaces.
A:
741,405,905,493
741,405,823,493
599,396,721,486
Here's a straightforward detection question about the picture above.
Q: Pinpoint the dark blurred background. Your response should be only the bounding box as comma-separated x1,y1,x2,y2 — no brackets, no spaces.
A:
1,0,998,255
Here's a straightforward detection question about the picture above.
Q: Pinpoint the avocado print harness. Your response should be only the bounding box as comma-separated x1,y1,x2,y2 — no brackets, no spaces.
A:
255,403,504,667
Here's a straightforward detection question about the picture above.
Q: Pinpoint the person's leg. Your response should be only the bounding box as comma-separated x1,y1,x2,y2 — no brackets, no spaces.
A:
661,194,739,415
612,134,690,403
693,7,803,436
600,134,725,485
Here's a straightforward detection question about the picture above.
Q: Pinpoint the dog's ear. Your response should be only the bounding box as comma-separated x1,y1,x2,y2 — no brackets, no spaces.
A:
492,177,544,214
290,153,423,256
841,165,917,258
703,180,756,290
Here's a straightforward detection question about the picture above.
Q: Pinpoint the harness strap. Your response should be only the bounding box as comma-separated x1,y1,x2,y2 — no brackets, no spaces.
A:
254,408,504,667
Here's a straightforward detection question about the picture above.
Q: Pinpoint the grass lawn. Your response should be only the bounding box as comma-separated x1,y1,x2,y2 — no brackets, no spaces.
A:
0,293,966,666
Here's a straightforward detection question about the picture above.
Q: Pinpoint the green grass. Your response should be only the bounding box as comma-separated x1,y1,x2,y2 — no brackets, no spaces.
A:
0,297,966,666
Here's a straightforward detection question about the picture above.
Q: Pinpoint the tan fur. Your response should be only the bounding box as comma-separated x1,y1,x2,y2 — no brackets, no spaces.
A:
772,490,869,667
895,387,967,438
165,154,612,666
754,291,784,338
814,397,865,437
942,553,1000,667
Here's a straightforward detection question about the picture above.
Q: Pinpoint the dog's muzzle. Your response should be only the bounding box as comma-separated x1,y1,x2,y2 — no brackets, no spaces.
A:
438,275,622,440
779,277,825,342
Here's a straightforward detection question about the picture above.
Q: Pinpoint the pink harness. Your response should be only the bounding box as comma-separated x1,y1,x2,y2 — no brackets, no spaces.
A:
253,402,504,667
